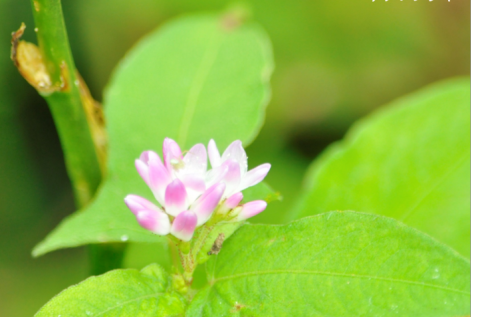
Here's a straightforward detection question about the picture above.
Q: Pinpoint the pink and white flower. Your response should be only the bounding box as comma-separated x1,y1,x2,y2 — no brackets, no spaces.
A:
208,139,271,197
124,138,271,241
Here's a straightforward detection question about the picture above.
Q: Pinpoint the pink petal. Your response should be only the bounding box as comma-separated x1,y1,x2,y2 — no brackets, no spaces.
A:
222,140,247,174
135,151,164,186
238,163,271,192
180,174,206,192
146,150,162,164
191,182,226,226
148,158,171,204
171,210,197,241
163,138,183,172
136,209,170,235
164,179,188,216
208,139,222,168
135,159,150,185
184,144,207,173
224,192,243,209
217,191,243,215
139,151,150,164
237,200,267,221
124,194,162,215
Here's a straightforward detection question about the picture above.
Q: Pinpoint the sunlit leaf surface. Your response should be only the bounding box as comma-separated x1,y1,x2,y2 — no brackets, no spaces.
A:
188,212,470,316
292,78,470,257
35,264,186,316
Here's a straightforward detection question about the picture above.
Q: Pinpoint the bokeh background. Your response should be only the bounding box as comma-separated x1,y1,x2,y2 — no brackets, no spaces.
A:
0,0,470,315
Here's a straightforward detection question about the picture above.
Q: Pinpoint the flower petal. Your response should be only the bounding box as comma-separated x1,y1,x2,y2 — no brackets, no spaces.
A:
184,143,207,173
136,209,170,235
222,140,248,174
148,158,171,205
179,173,206,203
223,159,242,196
191,182,226,226
164,179,188,216
139,151,150,164
238,163,271,192
124,194,162,215
171,210,197,241
224,192,243,209
163,138,183,172
135,159,150,185
135,151,165,187
208,139,222,168
236,200,267,221
205,164,228,188
218,192,243,215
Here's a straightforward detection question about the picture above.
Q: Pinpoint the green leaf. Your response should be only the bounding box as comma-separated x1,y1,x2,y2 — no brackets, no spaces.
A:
291,78,471,257
195,221,242,265
33,12,274,256
35,263,186,316
187,212,470,316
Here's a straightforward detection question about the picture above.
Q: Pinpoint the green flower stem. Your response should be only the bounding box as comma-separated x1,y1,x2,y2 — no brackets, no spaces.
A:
29,0,122,274
30,0,101,206
175,223,217,286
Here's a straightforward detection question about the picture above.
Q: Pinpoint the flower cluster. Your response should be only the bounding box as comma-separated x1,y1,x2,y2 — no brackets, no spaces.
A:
124,138,271,241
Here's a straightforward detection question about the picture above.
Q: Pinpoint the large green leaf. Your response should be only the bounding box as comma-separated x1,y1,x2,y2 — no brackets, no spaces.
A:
291,78,470,257
33,13,274,256
187,212,470,316
35,263,186,316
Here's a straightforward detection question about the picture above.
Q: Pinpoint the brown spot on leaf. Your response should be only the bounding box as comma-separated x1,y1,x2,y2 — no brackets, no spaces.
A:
230,302,246,313
208,233,225,255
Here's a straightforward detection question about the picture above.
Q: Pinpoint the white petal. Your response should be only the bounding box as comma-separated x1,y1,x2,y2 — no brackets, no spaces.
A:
184,144,207,174
163,138,183,173
222,140,248,174
208,139,222,168
204,164,228,187
238,163,271,192
179,173,206,203
222,160,242,197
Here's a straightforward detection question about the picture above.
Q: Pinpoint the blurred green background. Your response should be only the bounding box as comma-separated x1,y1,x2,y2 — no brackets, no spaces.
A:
0,0,469,315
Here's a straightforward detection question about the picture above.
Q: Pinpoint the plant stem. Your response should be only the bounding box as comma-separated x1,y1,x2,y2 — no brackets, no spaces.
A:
30,0,102,206
29,0,120,274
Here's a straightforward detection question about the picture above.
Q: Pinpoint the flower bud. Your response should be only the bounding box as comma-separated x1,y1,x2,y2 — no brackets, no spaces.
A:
236,200,267,221
218,192,243,215
124,194,162,215
135,209,170,235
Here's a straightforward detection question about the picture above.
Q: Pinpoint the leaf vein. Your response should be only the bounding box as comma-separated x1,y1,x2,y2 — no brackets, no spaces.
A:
400,151,469,222
210,270,470,296
91,292,167,316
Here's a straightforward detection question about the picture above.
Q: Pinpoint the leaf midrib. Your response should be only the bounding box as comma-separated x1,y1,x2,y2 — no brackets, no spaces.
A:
177,28,222,147
209,269,469,295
